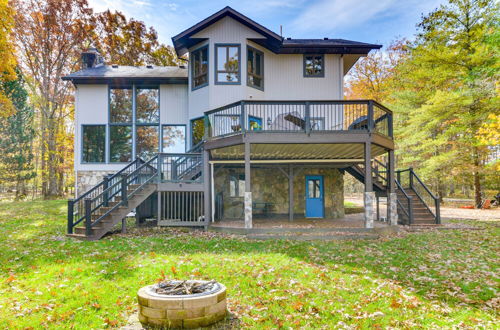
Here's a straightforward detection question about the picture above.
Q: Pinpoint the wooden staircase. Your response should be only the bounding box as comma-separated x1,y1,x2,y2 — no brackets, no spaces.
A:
68,184,156,241
345,163,440,226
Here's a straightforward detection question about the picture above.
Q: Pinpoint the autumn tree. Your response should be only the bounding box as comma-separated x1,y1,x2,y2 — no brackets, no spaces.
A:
0,69,36,199
0,0,17,116
392,0,499,205
90,10,178,66
12,0,94,198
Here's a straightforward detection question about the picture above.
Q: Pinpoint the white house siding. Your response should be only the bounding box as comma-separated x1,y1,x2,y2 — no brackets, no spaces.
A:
187,17,344,124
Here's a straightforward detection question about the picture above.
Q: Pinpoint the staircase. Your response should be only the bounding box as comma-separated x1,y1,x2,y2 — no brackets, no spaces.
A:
345,162,440,225
67,144,205,240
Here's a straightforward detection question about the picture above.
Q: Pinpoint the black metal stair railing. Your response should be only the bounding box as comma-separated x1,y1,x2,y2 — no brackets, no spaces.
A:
67,156,159,235
396,168,441,224
395,179,413,224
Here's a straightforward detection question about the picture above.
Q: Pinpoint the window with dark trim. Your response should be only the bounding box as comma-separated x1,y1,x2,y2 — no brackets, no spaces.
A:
304,54,324,77
247,46,264,90
190,117,205,146
82,125,105,163
229,174,245,197
109,85,159,163
215,44,240,84
162,125,186,153
191,46,209,89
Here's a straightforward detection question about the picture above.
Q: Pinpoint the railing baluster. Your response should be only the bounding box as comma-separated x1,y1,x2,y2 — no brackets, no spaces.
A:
67,199,74,234
408,196,413,225
85,198,92,236
121,174,128,207
305,101,310,134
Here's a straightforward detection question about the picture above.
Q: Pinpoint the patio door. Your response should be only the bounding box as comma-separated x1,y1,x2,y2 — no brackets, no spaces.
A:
305,175,324,218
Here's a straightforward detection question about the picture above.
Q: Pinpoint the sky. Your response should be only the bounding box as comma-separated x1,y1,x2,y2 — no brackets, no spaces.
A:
87,0,447,47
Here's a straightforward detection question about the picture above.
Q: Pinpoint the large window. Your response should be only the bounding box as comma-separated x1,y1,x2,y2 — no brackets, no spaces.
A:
190,117,205,146
162,125,186,153
110,126,132,162
247,46,264,90
303,54,324,77
109,86,159,162
215,44,240,84
82,125,105,163
191,46,209,90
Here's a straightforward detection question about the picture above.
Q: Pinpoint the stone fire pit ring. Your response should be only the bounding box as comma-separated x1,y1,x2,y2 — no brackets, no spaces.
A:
138,281,227,328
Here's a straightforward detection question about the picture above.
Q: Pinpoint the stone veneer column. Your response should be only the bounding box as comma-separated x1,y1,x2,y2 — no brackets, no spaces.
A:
364,191,375,228
244,142,252,229
388,192,398,226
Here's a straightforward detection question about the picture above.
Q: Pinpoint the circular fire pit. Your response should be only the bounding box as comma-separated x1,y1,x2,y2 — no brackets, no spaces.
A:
137,280,227,328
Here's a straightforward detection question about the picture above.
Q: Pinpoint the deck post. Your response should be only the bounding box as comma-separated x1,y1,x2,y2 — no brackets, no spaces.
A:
364,141,375,228
67,199,74,234
388,149,398,225
244,142,252,228
203,149,211,227
288,165,294,222
84,198,92,236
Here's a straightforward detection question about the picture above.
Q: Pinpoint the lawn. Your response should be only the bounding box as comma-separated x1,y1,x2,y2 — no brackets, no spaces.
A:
0,200,498,329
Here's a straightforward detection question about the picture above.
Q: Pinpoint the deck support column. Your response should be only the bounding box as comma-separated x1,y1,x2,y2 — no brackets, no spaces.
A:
364,141,375,228
288,165,294,222
388,149,398,225
244,142,252,229
203,149,211,228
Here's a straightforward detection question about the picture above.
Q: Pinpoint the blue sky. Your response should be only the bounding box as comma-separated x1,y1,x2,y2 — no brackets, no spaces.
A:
88,0,446,47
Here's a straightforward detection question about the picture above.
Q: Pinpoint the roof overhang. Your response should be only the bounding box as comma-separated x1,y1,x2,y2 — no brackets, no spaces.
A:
62,76,188,86
172,6,283,57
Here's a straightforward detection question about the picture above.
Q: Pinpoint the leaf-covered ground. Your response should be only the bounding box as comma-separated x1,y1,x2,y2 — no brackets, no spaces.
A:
0,200,498,329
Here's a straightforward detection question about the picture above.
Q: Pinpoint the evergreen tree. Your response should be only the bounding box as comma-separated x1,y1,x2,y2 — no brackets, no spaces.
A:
0,70,36,199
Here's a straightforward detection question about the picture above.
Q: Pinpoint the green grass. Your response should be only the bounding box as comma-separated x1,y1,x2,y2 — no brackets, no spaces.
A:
0,200,498,329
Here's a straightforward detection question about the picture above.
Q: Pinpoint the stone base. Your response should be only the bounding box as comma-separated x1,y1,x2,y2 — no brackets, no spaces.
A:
76,170,114,197
244,191,252,228
364,192,376,228
388,192,398,226
137,284,227,329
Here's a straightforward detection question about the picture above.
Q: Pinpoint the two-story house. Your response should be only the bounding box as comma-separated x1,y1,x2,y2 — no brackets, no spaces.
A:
63,7,440,240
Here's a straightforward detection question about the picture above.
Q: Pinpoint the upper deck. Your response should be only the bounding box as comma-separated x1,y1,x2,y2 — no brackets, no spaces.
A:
203,100,394,161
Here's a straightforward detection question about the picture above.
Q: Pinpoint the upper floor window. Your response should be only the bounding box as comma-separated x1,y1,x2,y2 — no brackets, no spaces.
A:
191,46,208,90
304,54,324,77
215,44,240,84
247,46,264,90
110,88,133,123
136,88,160,123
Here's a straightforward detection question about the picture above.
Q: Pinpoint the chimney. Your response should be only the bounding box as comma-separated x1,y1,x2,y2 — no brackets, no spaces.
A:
81,47,104,69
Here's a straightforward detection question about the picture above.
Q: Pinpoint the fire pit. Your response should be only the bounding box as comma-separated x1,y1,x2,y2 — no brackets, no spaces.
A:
137,280,227,328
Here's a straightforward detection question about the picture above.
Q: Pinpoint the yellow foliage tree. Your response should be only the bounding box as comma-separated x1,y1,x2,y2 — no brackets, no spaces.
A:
0,0,17,117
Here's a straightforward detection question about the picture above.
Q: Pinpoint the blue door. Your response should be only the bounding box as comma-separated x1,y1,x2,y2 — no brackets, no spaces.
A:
305,175,324,218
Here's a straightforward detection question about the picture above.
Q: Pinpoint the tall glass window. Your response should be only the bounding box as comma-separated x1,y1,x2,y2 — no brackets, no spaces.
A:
110,126,132,162
191,46,209,89
110,88,133,123
108,85,159,162
162,125,186,153
82,125,105,163
247,46,264,90
304,54,324,77
215,44,240,84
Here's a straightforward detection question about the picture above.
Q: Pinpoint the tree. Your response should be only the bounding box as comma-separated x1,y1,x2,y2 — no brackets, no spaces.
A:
0,69,36,199
0,0,17,116
345,40,408,102
392,0,499,206
90,10,178,66
12,0,94,198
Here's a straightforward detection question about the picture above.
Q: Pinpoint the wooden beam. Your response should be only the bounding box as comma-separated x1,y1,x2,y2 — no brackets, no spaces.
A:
364,142,372,192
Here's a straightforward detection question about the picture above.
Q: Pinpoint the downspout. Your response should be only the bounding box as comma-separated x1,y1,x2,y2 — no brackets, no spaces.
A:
211,163,215,222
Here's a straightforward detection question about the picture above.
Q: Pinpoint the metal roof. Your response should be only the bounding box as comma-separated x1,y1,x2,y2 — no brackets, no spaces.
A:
62,65,188,84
